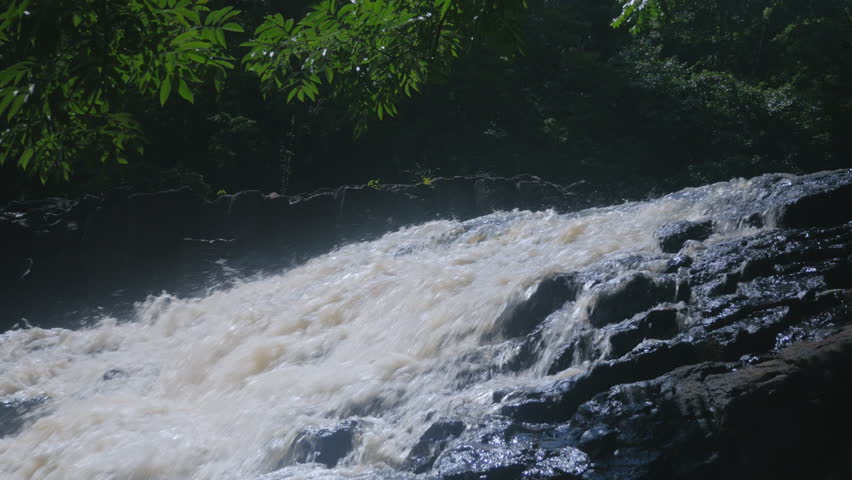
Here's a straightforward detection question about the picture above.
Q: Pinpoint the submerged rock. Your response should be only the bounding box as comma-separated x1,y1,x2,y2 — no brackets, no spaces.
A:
586,273,677,328
0,396,48,438
498,273,581,338
403,419,466,474
285,420,359,468
654,220,713,253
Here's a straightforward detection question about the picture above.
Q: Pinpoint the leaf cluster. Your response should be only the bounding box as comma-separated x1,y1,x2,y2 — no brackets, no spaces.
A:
0,0,241,182
1,0,528,182
243,0,526,133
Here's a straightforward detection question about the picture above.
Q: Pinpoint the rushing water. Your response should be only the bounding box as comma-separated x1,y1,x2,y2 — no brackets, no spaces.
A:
0,173,836,479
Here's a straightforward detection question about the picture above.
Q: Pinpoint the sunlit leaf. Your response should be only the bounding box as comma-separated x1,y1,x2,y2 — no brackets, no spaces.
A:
159,76,172,105
221,22,244,32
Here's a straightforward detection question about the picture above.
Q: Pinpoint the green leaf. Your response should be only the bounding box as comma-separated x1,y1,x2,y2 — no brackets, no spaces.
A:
0,92,14,117
178,78,194,103
18,148,33,169
337,3,355,17
438,0,452,19
214,58,235,69
221,22,244,32
215,28,226,47
159,76,172,105
186,52,207,63
171,30,196,45
175,7,201,25
117,157,129,165
177,41,212,50
7,93,26,120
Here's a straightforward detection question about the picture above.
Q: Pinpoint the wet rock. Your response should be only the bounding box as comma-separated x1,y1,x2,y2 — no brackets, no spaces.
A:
432,419,589,480
546,333,599,375
586,273,677,328
664,254,693,273
780,179,852,228
575,425,617,457
524,447,590,479
498,273,581,338
654,220,713,253
102,368,128,381
486,213,852,480
286,420,359,468
0,395,48,438
436,443,529,480
568,327,852,480
824,255,852,289
403,419,466,473
608,309,679,358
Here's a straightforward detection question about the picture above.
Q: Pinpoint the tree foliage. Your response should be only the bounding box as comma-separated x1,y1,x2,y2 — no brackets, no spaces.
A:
0,0,526,180
243,0,526,132
1,0,849,199
0,0,241,181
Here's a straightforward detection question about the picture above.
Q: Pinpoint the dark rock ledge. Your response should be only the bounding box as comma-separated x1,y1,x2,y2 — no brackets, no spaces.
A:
392,170,852,480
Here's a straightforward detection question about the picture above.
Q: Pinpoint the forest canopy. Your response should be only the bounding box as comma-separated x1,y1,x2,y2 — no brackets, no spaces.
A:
1,0,850,199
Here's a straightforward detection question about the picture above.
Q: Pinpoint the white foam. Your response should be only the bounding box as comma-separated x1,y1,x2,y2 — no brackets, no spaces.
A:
0,178,775,479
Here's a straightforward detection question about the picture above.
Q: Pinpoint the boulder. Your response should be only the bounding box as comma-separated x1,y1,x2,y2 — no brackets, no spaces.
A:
654,220,713,253
586,273,677,328
285,420,359,468
403,419,466,473
780,179,852,228
607,308,679,358
0,395,48,438
498,273,581,338
569,327,852,480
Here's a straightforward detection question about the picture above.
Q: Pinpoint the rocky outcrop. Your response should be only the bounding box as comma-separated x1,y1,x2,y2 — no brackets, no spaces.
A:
402,171,852,480
567,327,852,480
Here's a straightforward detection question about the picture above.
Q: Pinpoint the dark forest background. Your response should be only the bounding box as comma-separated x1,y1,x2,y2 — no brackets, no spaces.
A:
2,0,850,202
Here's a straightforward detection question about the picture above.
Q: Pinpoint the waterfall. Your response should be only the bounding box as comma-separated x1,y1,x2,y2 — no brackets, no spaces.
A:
0,172,839,480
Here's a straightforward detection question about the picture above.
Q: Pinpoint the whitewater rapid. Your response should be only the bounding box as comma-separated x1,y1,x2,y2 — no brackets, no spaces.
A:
0,176,790,479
